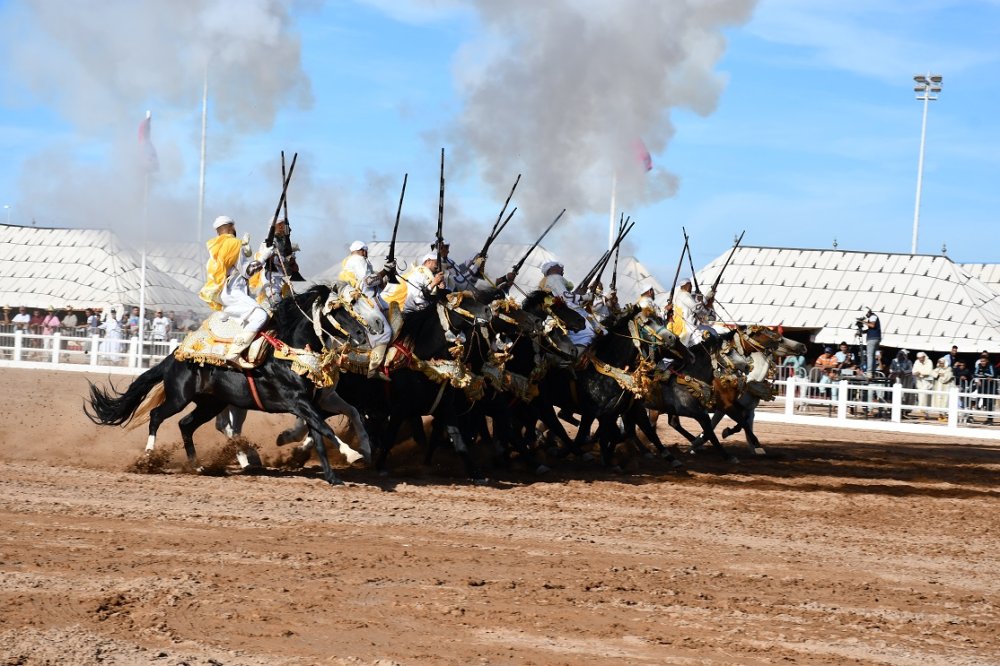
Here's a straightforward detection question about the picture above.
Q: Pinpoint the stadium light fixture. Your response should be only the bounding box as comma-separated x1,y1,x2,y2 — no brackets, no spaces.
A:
911,73,943,254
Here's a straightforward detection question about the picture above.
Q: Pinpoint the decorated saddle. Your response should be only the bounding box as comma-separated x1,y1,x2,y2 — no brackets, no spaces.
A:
173,312,272,369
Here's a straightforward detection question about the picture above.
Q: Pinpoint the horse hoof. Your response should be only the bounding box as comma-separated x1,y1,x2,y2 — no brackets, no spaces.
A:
378,469,389,478
753,447,766,456
722,428,734,439
472,477,489,486
327,478,345,486
611,465,624,474
534,464,551,475
727,456,740,464
195,465,206,475
670,459,684,469
582,452,597,463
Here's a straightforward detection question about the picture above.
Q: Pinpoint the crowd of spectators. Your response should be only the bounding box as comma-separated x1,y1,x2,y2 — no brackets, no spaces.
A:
1,305,204,361
797,342,999,422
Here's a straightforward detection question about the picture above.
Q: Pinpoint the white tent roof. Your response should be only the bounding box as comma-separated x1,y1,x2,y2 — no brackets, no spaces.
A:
146,241,205,293
315,241,663,304
0,223,208,313
696,246,1000,353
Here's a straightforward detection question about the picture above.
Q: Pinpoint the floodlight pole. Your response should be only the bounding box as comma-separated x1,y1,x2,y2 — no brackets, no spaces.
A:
911,73,942,255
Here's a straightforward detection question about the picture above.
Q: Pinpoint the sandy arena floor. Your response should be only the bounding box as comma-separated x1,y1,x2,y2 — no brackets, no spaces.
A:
0,367,997,665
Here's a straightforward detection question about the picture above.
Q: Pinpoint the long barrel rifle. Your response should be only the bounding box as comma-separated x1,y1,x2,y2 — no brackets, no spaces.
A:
435,148,446,279
666,234,689,316
385,172,408,284
609,216,627,295
266,152,297,248
708,230,745,300
592,216,632,291
479,207,517,260
480,174,521,259
510,209,566,276
682,226,701,294
577,215,633,293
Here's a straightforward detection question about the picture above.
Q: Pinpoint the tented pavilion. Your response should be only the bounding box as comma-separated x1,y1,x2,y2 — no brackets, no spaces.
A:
0,223,207,315
696,246,1000,354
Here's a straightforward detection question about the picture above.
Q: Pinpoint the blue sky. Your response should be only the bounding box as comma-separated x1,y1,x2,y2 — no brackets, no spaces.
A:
1,0,999,282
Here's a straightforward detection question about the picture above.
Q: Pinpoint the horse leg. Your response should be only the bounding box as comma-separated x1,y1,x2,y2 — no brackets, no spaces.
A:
144,377,196,455
595,416,623,470
315,390,372,465
374,413,404,475
177,399,228,472
691,411,725,449
444,423,486,484
215,406,247,439
291,403,344,486
631,405,683,468
693,411,739,464
666,414,700,451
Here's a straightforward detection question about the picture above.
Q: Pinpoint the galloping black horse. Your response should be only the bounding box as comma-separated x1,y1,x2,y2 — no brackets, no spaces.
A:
277,293,494,481
534,304,684,469
85,285,370,485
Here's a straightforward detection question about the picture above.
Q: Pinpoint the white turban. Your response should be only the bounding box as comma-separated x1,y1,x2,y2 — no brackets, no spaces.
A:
421,252,438,265
213,215,235,230
640,282,656,295
541,261,563,274
349,240,367,252
679,276,692,286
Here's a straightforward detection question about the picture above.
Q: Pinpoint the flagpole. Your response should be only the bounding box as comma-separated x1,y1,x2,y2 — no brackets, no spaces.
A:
198,65,208,248
137,116,150,369
608,171,617,251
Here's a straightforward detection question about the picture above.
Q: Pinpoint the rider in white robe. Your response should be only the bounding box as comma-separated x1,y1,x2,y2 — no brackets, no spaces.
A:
338,240,392,377
668,277,712,347
538,261,604,350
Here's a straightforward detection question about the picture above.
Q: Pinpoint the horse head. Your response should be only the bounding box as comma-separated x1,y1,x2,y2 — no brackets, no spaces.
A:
274,284,369,351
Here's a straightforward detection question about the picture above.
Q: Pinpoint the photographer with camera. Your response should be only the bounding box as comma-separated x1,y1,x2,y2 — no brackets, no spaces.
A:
858,306,882,379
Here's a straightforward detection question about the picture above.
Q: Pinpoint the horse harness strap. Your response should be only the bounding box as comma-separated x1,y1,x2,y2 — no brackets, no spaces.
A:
244,372,265,410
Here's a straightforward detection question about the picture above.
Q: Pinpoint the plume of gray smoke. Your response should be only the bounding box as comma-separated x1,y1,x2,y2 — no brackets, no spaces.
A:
6,0,310,132
451,0,756,233
1,0,311,245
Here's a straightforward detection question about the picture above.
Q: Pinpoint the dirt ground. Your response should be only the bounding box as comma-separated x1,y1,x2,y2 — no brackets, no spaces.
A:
0,368,997,665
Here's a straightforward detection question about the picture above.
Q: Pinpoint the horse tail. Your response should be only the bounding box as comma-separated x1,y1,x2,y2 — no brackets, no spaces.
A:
84,359,167,427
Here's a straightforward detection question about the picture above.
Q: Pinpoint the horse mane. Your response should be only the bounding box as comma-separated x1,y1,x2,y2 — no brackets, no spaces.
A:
472,285,503,304
272,284,330,332
520,290,549,312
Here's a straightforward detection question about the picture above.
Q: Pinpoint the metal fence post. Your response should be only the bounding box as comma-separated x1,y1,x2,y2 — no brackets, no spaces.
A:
127,337,138,368
13,329,23,362
90,335,100,368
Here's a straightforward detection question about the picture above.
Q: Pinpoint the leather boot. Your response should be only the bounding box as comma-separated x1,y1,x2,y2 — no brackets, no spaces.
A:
367,343,389,381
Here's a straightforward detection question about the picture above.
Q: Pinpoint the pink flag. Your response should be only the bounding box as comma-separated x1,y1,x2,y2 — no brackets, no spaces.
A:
138,112,159,173
633,138,652,172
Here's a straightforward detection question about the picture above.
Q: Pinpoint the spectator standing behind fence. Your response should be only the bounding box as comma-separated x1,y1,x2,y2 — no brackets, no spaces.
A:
1,306,10,327
41,308,60,351
61,307,78,334
860,306,881,378
932,357,954,420
151,309,171,352
835,341,857,372
942,345,959,368
912,352,934,413
12,306,30,331
972,352,995,424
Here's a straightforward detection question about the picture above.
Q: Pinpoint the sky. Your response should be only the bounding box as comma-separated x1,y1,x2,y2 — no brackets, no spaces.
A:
1,0,998,285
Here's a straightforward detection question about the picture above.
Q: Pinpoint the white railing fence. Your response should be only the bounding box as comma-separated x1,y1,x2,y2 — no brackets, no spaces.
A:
0,329,178,375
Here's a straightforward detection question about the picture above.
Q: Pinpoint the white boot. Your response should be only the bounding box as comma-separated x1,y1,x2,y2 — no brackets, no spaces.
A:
367,343,389,380
225,331,255,363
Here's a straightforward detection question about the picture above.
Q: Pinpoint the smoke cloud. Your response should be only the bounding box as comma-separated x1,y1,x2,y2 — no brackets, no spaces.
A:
450,0,756,233
1,0,311,246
